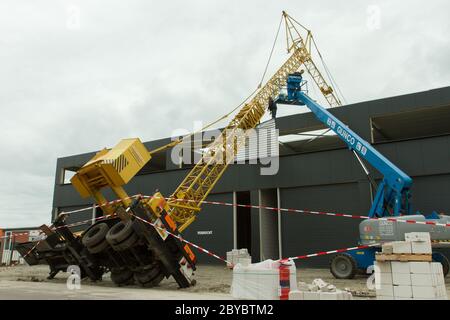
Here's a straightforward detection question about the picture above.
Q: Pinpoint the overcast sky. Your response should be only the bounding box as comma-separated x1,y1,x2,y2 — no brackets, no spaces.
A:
0,0,449,228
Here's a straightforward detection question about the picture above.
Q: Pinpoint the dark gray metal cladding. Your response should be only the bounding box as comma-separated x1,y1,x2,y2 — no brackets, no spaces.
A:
52,86,450,267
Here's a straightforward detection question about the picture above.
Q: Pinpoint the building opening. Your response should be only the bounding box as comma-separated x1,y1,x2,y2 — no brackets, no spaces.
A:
236,191,252,254
259,188,280,260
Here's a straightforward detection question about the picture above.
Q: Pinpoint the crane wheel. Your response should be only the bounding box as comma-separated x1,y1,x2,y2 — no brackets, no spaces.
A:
330,253,357,279
134,265,165,288
106,221,135,245
111,233,139,252
110,268,134,286
87,239,110,254
82,223,110,248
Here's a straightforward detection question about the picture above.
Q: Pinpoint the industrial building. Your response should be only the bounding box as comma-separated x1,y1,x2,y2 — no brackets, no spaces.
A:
51,86,450,267
0,227,41,265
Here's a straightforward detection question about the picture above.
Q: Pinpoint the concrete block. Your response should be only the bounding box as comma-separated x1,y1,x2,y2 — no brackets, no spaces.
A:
391,261,411,274
409,262,432,274
236,257,251,266
376,284,394,297
392,241,412,254
431,262,443,275
303,291,320,300
405,232,431,242
375,271,393,286
239,248,248,255
411,241,432,254
392,273,411,286
297,282,309,291
411,274,433,286
307,284,319,292
312,278,328,290
434,273,444,286
393,285,413,298
322,284,337,292
320,291,344,300
374,261,391,273
382,242,394,254
436,285,447,298
343,291,353,300
412,285,436,299
288,290,304,300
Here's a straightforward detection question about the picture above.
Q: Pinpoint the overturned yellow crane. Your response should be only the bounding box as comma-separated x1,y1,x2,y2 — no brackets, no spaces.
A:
18,12,342,288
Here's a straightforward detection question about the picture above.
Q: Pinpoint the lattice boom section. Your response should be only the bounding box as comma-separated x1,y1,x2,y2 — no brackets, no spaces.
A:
302,58,341,108
167,47,308,224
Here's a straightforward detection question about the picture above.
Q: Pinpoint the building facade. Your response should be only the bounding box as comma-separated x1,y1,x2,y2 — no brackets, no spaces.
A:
52,87,450,266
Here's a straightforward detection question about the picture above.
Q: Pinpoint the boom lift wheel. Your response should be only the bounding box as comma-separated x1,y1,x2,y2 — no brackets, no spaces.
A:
330,253,357,279
432,252,449,277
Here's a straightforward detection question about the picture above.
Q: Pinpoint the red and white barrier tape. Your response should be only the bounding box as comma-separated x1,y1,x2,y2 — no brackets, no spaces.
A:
131,214,232,266
280,243,381,262
146,195,450,229
7,193,449,262
52,194,450,229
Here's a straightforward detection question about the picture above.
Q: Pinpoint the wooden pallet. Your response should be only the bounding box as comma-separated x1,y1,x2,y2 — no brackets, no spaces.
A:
375,253,432,262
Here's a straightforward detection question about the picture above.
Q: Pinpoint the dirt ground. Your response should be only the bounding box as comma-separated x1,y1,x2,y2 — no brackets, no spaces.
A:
0,264,448,300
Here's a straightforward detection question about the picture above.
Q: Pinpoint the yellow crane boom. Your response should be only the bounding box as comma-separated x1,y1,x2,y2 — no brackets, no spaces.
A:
167,11,342,232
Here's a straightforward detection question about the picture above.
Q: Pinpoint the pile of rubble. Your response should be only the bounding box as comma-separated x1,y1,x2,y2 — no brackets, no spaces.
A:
375,232,448,300
289,278,353,300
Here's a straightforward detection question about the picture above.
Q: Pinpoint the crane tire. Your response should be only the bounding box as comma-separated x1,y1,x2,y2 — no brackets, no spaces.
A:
134,265,165,288
82,223,109,248
87,239,110,254
106,221,135,245
110,268,134,286
111,233,139,252
330,253,357,279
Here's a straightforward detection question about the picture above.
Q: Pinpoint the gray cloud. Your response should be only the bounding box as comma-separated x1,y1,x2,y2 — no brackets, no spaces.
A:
0,0,449,227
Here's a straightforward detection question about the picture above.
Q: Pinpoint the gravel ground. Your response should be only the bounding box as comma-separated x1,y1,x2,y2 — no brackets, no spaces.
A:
0,264,448,300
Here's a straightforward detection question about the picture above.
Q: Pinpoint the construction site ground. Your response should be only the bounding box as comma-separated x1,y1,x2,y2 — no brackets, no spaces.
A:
0,265,448,300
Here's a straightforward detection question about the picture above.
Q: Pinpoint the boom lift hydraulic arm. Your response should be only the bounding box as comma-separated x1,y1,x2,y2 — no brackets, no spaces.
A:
275,74,413,218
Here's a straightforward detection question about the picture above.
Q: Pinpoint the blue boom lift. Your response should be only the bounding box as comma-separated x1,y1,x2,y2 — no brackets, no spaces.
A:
275,72,450,279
